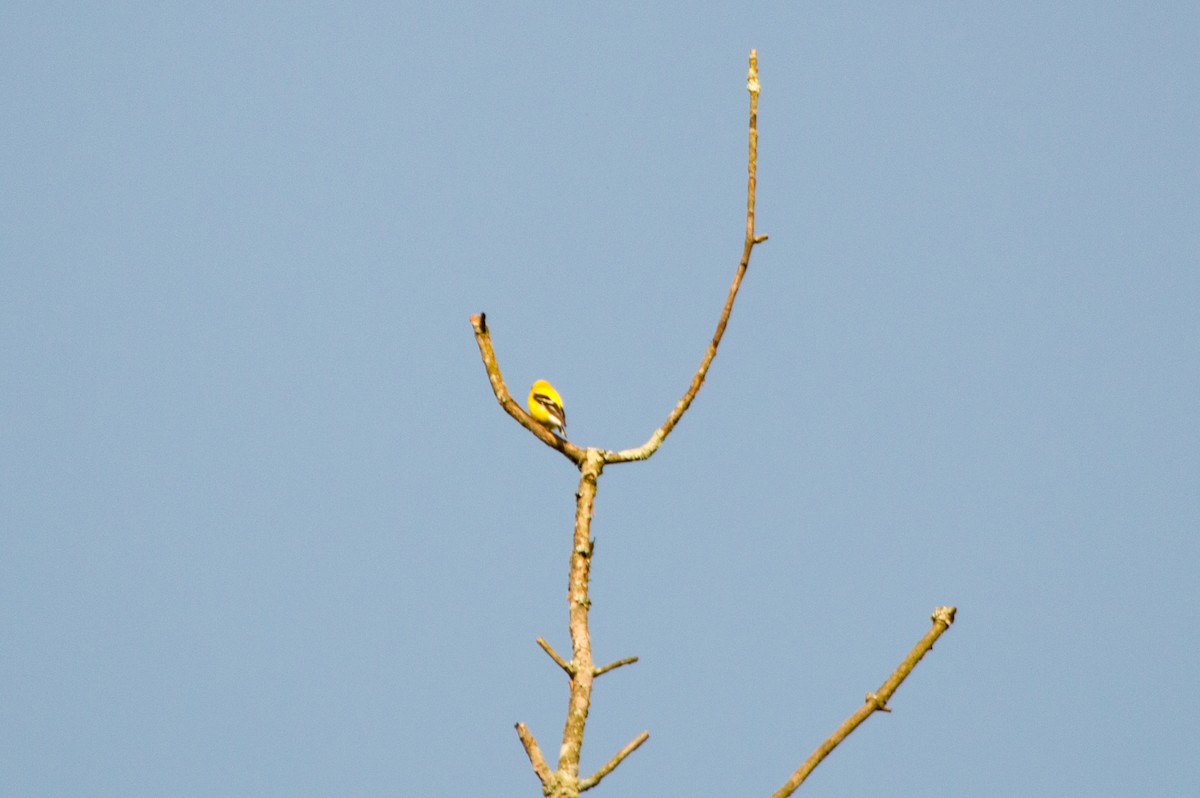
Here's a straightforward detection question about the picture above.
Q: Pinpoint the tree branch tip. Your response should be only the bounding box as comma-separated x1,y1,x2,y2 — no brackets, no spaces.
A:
754,234,769,244
470,312,487,332
932,606,957,625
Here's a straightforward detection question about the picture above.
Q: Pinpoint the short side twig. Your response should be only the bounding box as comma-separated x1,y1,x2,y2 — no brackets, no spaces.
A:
770,606,958,798
537,636,574,675
578,731,651,791
594,655,639,677
515,722,553,786
608,50,767,464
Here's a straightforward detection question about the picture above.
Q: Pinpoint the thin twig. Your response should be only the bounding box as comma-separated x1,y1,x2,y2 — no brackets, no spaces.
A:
770,607,958,798
607,50,766,464
594,655,639,677
537,637,574,675
578,731,651,791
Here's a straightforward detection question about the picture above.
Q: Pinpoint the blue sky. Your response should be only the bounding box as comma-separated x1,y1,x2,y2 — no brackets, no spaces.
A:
2,2,1197,796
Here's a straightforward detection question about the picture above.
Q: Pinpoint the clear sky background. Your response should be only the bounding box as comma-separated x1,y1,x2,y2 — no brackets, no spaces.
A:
2,3,1197,796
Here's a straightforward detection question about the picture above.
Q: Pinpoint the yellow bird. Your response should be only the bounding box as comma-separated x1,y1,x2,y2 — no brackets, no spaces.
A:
527,379,567,438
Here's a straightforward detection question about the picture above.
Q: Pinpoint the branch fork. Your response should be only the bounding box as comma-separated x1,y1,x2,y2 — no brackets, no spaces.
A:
475,51,953,798
476,50,767,798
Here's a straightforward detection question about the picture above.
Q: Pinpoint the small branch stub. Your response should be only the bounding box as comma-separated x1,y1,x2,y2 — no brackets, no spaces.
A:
515,722,552,786
538,637,574,675
595,656,639,677
603,48,766,465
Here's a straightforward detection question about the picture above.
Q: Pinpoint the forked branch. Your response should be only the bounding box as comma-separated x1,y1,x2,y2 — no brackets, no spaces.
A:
476,50,957,798
474,51,768,798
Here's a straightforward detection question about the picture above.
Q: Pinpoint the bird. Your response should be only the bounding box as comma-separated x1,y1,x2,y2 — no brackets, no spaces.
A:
527,379,567,438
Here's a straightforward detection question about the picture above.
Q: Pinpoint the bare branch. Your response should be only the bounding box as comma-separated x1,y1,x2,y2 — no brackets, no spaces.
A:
469,313,584,464
537,636,574,675
579,731,651,791
607,50,766,464
556,451,605,776
770,606,958,798
479,53,771,798
515,722,553,786
594,655,639,677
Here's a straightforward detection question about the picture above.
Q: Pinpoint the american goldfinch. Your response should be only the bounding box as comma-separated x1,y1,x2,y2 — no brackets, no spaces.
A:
527,379,567,438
